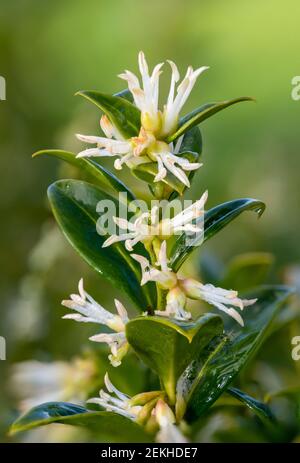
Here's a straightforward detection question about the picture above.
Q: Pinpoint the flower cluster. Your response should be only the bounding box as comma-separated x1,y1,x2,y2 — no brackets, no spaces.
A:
76,52,206,187
58,53,259,443
103,190,207,251
62,52,256,366
132,240,256,324
11,357,97,411
88,373,187,442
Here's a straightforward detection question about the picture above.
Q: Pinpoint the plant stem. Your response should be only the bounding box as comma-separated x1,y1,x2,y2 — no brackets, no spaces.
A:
145,239,167,312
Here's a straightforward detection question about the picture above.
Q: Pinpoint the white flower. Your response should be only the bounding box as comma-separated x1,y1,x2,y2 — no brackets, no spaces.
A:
181,279,257,327
76,121,201,187
10,358,97,411
161,61,209,137
102,209,159,251
132,241,191,321
87,373,142,421
132,240,177,288
163,286,190,321
154,399,188,443
119,52,163,134
132,241,257,325
89,332,129,368
88,374,164,426
76,121,153,171
119,51,209,137
75,52,206,187
61,279,129,366
102,191,207,251
147,136,202,187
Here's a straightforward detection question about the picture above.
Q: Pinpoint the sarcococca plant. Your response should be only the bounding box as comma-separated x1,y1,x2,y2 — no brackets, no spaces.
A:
10,52,293,443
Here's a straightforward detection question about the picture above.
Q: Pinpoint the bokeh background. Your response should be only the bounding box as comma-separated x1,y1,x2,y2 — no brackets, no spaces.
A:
0,0,299,442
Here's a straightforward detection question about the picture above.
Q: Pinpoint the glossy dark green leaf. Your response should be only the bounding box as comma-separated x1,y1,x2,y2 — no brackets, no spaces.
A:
177,126,202,155
177,286,292,422
76,90,140,138
227,387,277,429
33,149,135,203
114,88,134,102
171,198,266,271
48,179,155,310
166,97,254,142
126,313,223,404
221,252,274,291
10,402,150,442
169,126,203,200
132,127,202,198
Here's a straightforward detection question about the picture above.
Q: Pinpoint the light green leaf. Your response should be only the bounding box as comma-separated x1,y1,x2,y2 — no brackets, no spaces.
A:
266,386,300,404
76,90,140,138
199,253,225,285
272,304,300,333
265,386,300,435
48,179,155,310
10,402,150,442
166,97,254,142
171,198,266,271
220,252,274,291
126,313,223,404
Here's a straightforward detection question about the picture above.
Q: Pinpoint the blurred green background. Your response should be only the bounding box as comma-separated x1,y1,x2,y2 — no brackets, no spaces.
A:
0,0,299,442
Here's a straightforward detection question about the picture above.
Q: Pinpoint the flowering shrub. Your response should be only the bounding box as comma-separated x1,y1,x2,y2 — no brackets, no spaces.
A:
10,53,294,442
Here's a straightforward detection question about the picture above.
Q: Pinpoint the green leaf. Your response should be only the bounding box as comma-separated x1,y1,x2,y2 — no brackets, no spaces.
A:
171,198,266,271
220,252,274,291
272,304,300,333
48,179,155,310
33,149,136,203
169,126,202,200
265,386,300,436
126,313,223,404
227,387,277,429
132,127,202,198
76,90,140,138
114,89,134,103
10,402,150,442
177,286,292,422
266,386,300,404
199,252,225,285
177,125,202,154
166,97,254,142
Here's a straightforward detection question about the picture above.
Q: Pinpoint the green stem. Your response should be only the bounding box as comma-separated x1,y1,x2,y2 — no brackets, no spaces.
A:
157,288,168,311
152,183,173,200
145,239,167,312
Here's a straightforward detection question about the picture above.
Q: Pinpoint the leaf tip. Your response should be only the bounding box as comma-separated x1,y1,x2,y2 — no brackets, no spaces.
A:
32,150,41,158
244,96,256,103
257,203,266,218
32,149,53,159
75,90,92,100
7,425,17,437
